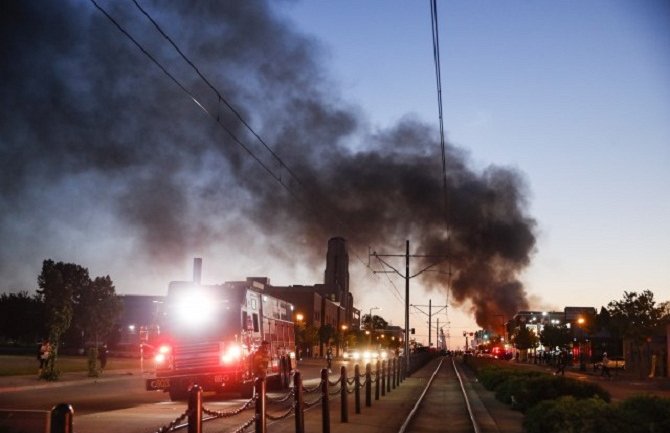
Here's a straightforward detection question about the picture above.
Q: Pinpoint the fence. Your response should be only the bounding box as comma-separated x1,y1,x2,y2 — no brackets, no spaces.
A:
50,354,433,433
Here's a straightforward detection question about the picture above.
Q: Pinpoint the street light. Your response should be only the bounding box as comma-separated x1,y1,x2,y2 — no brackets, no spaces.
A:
294,313,305,359
340,325,348,354
577,317,586,371
369,307,380,346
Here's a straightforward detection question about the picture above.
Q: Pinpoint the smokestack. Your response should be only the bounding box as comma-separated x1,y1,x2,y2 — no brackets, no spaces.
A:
193,257,202,285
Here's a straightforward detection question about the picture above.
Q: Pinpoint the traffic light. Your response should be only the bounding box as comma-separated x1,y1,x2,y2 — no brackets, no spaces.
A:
410,328,415,334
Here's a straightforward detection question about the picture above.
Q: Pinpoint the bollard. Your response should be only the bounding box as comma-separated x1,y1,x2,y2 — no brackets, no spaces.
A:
365,363,372,407
50,403,74,433
396,356,401,384
386,359,391,393
375,360,380,401
391,358,396,389
354,364,361,414
187,385,203,433
321,368,330,433
340,365,348,423
381,361,386,397
294,371,305,433
254,378,267,433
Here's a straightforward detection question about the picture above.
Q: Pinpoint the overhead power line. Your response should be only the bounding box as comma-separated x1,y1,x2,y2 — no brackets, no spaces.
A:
430,0,449,233
90,0,390,288
129,0,306,193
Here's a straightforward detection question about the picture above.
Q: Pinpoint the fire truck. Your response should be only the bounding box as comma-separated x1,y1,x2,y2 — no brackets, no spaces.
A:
145,274,297,400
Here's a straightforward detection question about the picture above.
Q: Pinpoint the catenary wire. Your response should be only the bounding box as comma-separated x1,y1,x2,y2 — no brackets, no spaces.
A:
90,0,392,290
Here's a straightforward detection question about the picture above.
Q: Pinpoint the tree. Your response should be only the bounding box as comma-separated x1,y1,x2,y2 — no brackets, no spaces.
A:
70,275,121,377
595,306,611,331
37,260,90,380
319,324,335,346
606,290,669,376
0,291,45,344
362,314,388,331
607,290,667,344
71,275,121,347
539,324,571,351
512,326,539,351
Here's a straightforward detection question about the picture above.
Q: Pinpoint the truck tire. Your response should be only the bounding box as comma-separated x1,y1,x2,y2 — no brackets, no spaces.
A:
168,386,189,401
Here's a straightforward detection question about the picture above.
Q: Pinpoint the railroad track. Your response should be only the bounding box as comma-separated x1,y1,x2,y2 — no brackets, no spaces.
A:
399,357,500,433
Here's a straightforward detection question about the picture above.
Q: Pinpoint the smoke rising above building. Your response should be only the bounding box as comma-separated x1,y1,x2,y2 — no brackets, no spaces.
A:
0,0,535,328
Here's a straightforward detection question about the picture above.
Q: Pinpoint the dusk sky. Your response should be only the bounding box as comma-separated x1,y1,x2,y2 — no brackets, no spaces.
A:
2,1,668,348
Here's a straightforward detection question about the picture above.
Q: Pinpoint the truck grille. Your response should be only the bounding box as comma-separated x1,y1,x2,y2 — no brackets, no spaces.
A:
172,342,221,371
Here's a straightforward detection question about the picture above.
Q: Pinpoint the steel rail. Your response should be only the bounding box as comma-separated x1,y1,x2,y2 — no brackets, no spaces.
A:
452,357,482,433
397,357,481,433
396,357,445,433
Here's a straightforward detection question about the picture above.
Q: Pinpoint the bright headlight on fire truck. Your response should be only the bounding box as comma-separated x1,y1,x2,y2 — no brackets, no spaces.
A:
175,290,216,326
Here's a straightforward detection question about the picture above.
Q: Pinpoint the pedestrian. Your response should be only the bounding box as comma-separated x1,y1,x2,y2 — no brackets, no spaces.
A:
326,346,333,373
37,340,50,377
600,352,611,377
554,349,567,376
252,341,271,379
98,344,108,371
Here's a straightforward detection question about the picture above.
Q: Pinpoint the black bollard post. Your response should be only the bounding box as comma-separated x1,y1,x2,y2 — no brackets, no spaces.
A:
396,356,401,385
365,363,372,407
50,404,74,433
187,385,203,433
375,360,380,401
340,365,348,423
354,364,361,414
386,359,391,393
321,368,330,433
391,358,396,389
294,371,305,433
254,378,267,433
381,361,386,397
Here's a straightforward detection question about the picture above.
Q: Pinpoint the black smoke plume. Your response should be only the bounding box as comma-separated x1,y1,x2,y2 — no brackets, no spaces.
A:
0,0,535,328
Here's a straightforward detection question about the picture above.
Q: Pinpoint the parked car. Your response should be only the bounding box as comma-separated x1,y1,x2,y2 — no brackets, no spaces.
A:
594,356,625,371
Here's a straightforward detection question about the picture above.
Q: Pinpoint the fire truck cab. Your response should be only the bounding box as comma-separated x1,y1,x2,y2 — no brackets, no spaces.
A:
146,279,296,400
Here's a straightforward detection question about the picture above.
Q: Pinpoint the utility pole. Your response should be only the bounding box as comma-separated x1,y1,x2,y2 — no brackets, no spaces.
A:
410,300,448,349
370,240,449,371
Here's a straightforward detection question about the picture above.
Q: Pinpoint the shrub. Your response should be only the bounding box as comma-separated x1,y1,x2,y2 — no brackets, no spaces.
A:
524,396,618,433
476,365,542,391
524,394,670,433
494,374,610,412
617,395,670,433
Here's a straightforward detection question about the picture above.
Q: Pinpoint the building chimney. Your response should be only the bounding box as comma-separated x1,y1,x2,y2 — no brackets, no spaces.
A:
193,257,202,285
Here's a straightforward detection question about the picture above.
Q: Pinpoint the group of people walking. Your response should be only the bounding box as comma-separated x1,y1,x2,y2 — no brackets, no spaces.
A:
36,340,109,376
